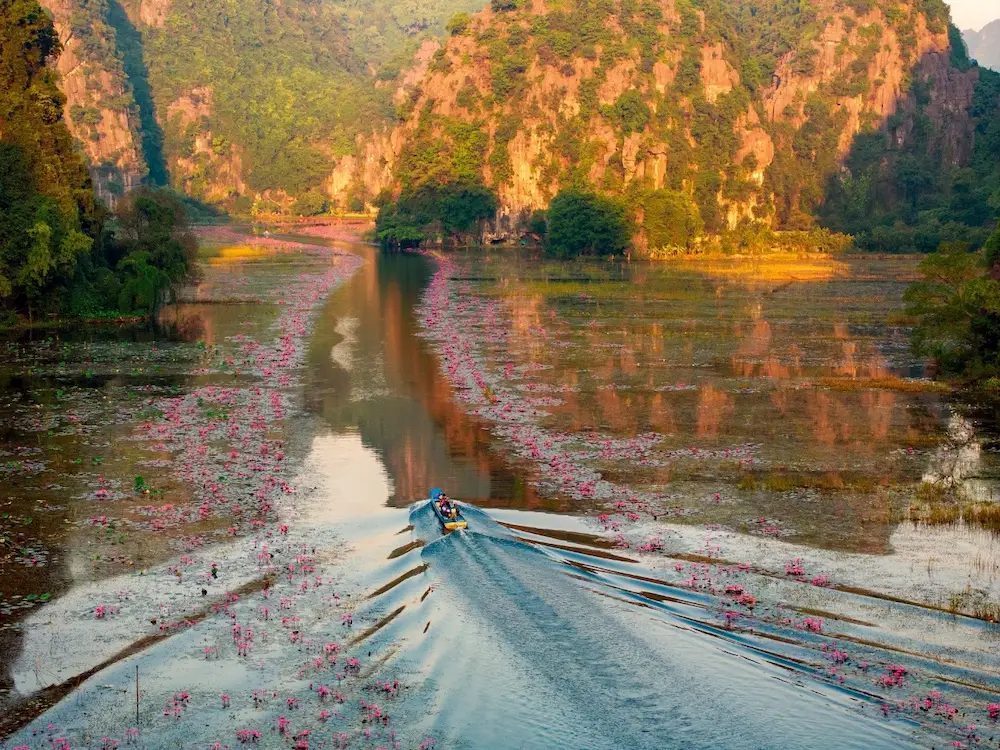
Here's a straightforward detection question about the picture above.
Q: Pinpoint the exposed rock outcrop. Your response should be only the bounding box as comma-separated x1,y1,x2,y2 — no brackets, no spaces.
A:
358,0,971,232
40,0,146,202
164,87,246,202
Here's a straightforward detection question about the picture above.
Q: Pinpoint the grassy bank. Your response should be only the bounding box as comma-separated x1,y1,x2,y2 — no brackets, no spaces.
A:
0,311,150,333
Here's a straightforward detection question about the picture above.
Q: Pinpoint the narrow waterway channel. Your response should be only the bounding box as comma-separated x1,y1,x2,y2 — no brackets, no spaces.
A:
2,234,999,750
263,239,1000,749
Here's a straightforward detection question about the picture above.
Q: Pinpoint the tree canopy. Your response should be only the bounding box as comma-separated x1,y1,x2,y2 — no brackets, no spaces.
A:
376,180,498,248
0,0,195,322
1,0,99,313
546,189,632,258
641,189,704,251
905,225,1000,379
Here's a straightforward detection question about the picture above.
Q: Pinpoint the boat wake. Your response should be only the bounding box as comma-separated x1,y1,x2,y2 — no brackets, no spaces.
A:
348,504,1000,750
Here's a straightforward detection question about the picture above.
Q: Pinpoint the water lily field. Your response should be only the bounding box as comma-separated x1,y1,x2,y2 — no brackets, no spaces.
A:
1,236,999,750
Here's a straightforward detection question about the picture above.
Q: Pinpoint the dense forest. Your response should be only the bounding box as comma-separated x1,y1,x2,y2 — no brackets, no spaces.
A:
139,0,391,199
0,0,193,322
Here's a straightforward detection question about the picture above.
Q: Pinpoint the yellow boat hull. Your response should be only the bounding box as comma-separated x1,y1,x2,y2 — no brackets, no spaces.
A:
430,497,468,530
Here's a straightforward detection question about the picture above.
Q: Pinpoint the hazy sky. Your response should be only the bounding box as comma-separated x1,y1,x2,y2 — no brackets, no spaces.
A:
946,0,1000,31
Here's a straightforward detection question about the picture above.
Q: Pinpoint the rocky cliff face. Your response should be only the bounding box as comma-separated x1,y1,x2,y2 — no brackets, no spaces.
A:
109,0,487,211
39,0,431,210
364,0,980,235
127,0,169,28
893,48,980,167
321,40,446,211
39,0,990,226
162,87,246,203
40,0,146,203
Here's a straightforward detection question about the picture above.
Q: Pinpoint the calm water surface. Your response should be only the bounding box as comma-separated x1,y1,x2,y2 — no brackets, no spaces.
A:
295,246,1000,748
2,238,999,749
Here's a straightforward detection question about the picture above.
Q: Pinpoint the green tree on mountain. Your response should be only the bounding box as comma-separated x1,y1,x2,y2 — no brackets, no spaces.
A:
376,180,498,248
641,190,704,251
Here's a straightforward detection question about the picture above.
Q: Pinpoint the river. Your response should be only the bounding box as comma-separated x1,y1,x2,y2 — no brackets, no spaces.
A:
1,232,998,749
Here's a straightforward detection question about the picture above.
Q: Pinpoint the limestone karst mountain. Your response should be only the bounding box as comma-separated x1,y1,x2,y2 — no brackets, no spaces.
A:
963,19,1000,71
367,0,1000,251
33,0,1000,252
35,0,486,206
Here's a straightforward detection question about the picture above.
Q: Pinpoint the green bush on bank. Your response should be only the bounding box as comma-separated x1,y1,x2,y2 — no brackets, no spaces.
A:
905,225,1000,379
546,189,632,258
375,180,499,249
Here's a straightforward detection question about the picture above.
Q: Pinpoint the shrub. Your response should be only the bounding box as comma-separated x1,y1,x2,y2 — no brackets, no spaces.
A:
528,209,548,237
292,192,329,217
904,232,1000,378
446,12,471,35
376,180,498,249
642,190,703,251
612,90,650,134
546,189,632,257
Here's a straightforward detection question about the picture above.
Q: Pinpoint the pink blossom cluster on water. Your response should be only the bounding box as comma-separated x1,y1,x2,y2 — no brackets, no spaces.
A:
415,256,756,518
128,253,362,535
4,248,452,748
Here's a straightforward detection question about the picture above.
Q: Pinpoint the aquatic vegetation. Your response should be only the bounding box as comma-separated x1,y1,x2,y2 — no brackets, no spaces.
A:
965,503,1000,532
910,495,1000,533
415,251,964,561
5,237,1000,749
948,586,1000,623
405,249,1000,744
798,618,824,633
762,472,796,493
0,240,440,748
875,665,908,688
816,377,950,393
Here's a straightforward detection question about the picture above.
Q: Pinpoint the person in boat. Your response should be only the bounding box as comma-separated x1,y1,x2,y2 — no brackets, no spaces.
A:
438,493,458,519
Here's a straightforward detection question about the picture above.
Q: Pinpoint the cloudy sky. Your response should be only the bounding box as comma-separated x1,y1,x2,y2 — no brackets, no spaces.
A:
946,0,1000,31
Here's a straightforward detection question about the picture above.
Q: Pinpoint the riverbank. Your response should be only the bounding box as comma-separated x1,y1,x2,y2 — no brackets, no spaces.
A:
232,216,375,244
0,313,150,333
